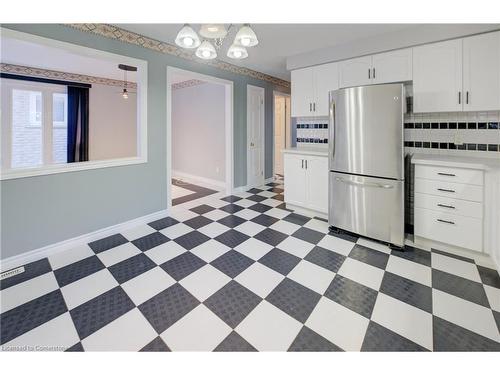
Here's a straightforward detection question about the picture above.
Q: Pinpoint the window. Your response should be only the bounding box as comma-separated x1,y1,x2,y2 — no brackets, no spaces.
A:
1,79,68,170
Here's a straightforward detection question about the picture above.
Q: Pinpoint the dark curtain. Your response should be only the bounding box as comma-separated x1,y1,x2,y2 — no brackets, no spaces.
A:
67,86,89,162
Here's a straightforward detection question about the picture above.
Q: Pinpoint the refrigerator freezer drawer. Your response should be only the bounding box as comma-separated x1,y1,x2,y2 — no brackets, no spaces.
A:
329,172,404,247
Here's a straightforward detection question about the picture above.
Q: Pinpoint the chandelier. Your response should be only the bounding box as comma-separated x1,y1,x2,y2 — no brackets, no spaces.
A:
174,24,259,60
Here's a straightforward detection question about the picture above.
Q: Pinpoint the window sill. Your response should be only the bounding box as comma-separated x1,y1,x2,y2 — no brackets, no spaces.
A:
0,156,147,181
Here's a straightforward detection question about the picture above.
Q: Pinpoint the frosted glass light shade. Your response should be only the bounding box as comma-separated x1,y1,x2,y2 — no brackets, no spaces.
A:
175,24,201,49
234,24,258,47
199,24,228,39
195,41,217,60
227,44,248,59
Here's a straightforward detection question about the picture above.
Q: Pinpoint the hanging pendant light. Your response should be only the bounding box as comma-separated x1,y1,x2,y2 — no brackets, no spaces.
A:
227,43,248,59
234,24,259,47
122,88,129,99
199,24,228,39
195,41,217,60
175,24,201,49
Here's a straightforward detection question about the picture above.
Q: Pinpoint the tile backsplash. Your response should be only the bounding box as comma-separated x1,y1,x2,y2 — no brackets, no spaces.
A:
296,118,329,145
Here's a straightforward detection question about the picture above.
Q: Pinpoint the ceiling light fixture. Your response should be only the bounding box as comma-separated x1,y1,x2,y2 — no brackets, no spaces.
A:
199,24,227,39
234,24,259,47
227,44,248,59
175,24,201,49
195,40,217,60
118,64,137,99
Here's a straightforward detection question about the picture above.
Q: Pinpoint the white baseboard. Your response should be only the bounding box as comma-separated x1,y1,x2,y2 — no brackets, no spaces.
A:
0,209,169,272
172,170,225,190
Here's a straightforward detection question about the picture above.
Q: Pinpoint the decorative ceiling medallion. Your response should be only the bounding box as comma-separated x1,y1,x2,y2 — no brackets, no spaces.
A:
64,24,290,89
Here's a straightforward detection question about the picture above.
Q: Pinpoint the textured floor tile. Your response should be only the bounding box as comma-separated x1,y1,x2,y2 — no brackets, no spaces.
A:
174,230,211,250
159,223,192,240
234,238,273,261
160,252,206,281
210,250,254,279
233,208,260,220
254,228,288,247
247,188,264,194
356,238,392,254
248,203,273,213
220,195,243,203
246,194,267,203
189,239,231,263
214,331,257,352
432,269,490,307
143,241,187,265
391,245,431,267
183,215,213,230
97,242,142,267
433,315,500,351
328,229,359,242
317,234,356,256
138,284,200,334
303,218,330,234
288,326,342,352
1,289,68,345
132,232,170,252
234,221,266,237
65,342,84,352
292,227,325,245
380,272,432,313
349,244,389,270
235,300,302,351
108,253,156,284
264,207,290,220
287,260,336,295
148,216,179,231
324,275,378,318
121,224,156,241
258,248,301,276
219,203,244,214
361,321,428,352
140,336,171,352
198,222,232,238
88,233,128,254
277,236,315,258
54,256,105,288
251,214,279,227
70,286,134,340
49,244,94,270
202,209,229,222
477,265,500,288
432,248,475,263
269,220,301,235
484,284,500,312
204,280,262,328
266,278,321,323
161,304,231,351
337,257,385,291
217,215,247,229
234,262,285,298
432,252,481,282
179,265,231,301
82,308,157,351
304,246,346,273
190,204,216,215
214,229,250,249
121,267,175,305
1,258,52,291
283,213,311,226
305,297,369,351
385,254,432,286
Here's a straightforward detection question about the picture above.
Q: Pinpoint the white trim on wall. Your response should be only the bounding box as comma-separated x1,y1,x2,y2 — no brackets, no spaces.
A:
166,66,234,209
172,169,225,190
272,90,291,179
0,28,148,181
246,84,266,188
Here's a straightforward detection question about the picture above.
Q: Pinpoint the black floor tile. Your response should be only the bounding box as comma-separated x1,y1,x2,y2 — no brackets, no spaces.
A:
349,244,389,270
246,194,267,203
148,217,179,231
259,248,301,276
88,233,128,254
190,204,216,215
210,250,254,278
268,187,284,194
0,258,52,290
217,215,246,228
361,321,428,351
219,204,244,214
391,245,431,267
214,331,257,352
140,336,171,351
247,188,263,194
432,269,490,308
132,232,169,252
220,195,242,203
283,213,311,226
183,215,213,230
160,252,206,281
108,253,156,284
328,228,359,242
288,326,342,352
304,246,346,273
65,342,84,352
477,265,500,288
54,256,105,287
214,229,250,248
292,227,325,245
380,272,432,313
432,248,475,264
254,228,288,247
204,281,261,328
248,203,273,213
174,230,210,250
251,214,279,227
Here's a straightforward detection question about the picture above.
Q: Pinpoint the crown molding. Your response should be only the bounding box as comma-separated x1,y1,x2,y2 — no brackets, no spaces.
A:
172,79,206,90
65,23,290,89
0,63,137,88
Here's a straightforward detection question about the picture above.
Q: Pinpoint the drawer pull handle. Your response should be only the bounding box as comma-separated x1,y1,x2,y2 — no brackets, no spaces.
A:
437,219,455,225
437,204,455,209
437,188,455,193
437,172,456,177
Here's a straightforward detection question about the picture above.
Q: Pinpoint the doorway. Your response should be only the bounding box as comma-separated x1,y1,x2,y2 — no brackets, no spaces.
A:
273,92,291,179
166,67,233,208
246,85,265,189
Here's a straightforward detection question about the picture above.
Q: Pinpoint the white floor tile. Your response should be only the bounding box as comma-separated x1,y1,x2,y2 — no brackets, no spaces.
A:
121,267,176,305
121,224,156,241
235,301,302,351
234,263,284,298
82,308,157,351
1,272,59,313
3,312,79,350
431,252,481,282
484,285,500,312
371,293,433,350
385,255,432,286
432,289,500,342
197,222,229,238
159,223,193,239
171,185,194,199
234,221,266,237
202,209,229,221
287,260,336,294
61,269,118,310
234,208,260,220
277,236,315,258
305,297,369,351
317,235,356,256
265,207,291,219
144,241,187,265
161,305,231,351
97,242,141,267
48,244,94,270
257,191,276,198
233,191,252,199
357,238,392,254
234,238,273,261
201,198,227,209
179,265,231,301
337,258,385,291
303,219,330,234
234,199,255,208
260,198,282,207
269,220,301,235
168,209,198,223
189,239,231,263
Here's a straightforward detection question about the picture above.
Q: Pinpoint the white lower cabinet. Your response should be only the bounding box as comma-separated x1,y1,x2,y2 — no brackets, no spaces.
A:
283,152,328,214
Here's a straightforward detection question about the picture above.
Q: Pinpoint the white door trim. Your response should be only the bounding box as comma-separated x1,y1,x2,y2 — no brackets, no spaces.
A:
166,66,234,209
246,84,265,188
272,90,291,178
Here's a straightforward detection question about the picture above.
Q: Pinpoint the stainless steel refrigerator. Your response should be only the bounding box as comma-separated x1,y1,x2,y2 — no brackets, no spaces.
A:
328,83,405,248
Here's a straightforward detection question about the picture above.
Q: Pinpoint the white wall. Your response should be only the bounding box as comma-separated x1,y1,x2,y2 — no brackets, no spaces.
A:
89,83,137,160
172,82,226,182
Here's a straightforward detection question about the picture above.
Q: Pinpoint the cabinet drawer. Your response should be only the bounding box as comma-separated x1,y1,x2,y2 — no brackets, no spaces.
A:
414,178,483,202
414,193,483,219
414,207,483,252
415,165,484,186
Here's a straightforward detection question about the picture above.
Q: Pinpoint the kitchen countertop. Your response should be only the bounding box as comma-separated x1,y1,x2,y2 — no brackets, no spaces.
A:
282,146,328,157
411,153,500,170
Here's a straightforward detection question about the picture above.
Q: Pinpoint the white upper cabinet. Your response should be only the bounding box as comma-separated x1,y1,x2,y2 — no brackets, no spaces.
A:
413,39,463,113
463,31,500,111
338,56,372,88
372,49,412,84
291,62,338,117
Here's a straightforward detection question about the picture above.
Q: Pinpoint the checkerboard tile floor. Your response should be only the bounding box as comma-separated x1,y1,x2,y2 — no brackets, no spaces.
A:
1,179,499,351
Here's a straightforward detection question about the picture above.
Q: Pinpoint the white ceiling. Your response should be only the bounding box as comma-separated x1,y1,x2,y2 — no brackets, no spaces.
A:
1,36,136,81
117,24,416,80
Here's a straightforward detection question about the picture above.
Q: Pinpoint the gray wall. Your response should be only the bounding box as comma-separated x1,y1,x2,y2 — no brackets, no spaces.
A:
172,82,225,182
1,24,290,259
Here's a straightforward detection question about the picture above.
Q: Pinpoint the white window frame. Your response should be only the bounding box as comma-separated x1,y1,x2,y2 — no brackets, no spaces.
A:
0,28,148,181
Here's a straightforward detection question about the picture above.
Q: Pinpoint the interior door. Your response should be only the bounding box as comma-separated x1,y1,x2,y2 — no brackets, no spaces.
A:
274,95,286,176
291,67,314,117
247,85,265,187
463,31,500,111
338,56,372,88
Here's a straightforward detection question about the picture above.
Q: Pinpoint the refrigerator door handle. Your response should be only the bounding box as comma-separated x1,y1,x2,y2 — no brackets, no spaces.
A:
335,176,394,189
329,96,336,159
